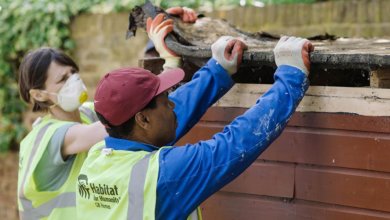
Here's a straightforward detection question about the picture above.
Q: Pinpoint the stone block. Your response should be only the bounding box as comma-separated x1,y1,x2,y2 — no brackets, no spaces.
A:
249,7,262,30
81,63,99,73
297,4,311,26
330,1,346,24
311,3,323,25
235,7,246,28
366,0,381,23
356,0,369,23
85,50,110,61
380,0,390,22
264,5,277,25
344,0,358,24
71,13,103,39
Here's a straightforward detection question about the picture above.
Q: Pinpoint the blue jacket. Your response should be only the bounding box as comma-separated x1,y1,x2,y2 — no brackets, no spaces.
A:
105,59,309,219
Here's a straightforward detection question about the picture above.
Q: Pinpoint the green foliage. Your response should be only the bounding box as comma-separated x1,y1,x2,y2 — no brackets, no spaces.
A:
0,0,153,152
0,0,113,152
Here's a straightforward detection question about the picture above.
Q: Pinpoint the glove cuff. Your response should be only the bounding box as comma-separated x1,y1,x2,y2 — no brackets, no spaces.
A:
212,54,238,75
163,56,181,70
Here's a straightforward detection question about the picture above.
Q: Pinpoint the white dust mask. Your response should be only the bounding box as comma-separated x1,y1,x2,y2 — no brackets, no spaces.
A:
46,74,88,112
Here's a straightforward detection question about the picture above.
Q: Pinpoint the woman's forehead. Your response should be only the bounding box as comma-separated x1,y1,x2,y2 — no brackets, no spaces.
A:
47,62,72,78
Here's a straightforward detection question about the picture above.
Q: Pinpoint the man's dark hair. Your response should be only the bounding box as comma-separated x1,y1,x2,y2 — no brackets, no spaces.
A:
96,97,157,138
18,47,79,112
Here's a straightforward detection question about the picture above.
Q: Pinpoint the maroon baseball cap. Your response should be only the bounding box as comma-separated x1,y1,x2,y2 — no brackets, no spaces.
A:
94,67,184,126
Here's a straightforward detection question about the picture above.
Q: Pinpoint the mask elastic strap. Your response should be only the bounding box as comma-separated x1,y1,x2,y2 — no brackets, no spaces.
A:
39,90,58,109
49,103,58,109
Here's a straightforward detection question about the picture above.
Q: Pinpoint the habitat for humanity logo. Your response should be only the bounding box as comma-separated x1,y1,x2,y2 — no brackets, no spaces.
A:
78,174,90,199
77,174,121,209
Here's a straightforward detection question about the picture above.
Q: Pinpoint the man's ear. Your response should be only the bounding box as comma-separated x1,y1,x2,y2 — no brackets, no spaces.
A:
29,89,49,102
134,111,150,130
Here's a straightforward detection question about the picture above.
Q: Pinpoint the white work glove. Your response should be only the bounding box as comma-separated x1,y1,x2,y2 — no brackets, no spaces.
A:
273,36,314,75
211,36,248,75
147,14,181,70
166,6,197,23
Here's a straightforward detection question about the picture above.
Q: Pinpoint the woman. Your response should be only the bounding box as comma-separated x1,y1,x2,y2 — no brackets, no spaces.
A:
17,48,107,219
16,7,197,219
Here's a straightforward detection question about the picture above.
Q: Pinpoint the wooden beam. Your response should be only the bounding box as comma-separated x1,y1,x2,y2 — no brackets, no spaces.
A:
202,193,390,220
370,68,390,88
295,165,390,212
177,121,390,173
130,3,390,70
221,161,295,198
138,57,164,74
215,84,390,116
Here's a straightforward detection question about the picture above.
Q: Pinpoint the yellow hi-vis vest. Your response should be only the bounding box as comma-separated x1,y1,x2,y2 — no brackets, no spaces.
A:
18,103,98,220
76,141,202,220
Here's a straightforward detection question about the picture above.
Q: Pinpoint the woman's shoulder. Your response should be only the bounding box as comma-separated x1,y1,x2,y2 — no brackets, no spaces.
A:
79,101,99,123
80,101,94,111
21,116,76,144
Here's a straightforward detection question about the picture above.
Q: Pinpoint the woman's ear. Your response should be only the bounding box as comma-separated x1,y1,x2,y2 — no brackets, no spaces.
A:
134,112,150,130
29,89,49,102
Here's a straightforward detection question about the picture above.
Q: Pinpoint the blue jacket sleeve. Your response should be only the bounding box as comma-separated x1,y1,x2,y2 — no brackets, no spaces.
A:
168,58,234,144
156,65,309,219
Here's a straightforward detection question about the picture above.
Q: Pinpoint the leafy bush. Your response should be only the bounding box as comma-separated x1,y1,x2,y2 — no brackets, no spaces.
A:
0,0,109,151
0,0,160,152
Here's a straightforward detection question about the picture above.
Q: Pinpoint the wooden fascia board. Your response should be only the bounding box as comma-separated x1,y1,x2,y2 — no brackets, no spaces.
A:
215,84,390,116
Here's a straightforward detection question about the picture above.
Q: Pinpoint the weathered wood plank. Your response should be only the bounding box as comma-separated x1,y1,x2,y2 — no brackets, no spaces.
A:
138,57,164,74
175,123,222,145
199,107,390,133
177,122,390,172
370,68,390,88
166,37,390,70
202,192,390,220
129,2,390,70
221,161,295,198
264,127,390,173
202,193,292,220
214,84,390,116
295,166,390,212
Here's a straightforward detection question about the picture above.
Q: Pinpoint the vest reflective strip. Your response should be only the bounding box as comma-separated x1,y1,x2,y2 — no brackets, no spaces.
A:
20,192,76,220
80,106,98,122
189,209,200,220
19,123,52,219
128,153,154,220
19,123,52,201
19,122,75,219
126,152,200,220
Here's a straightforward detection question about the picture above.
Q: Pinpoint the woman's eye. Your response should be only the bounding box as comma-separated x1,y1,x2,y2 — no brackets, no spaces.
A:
63,75,69,81
57,77,65,84
58,75,69,84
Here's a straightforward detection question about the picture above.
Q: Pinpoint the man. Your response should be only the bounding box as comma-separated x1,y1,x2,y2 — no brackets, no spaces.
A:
76,20,313,220
16,9,226,220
